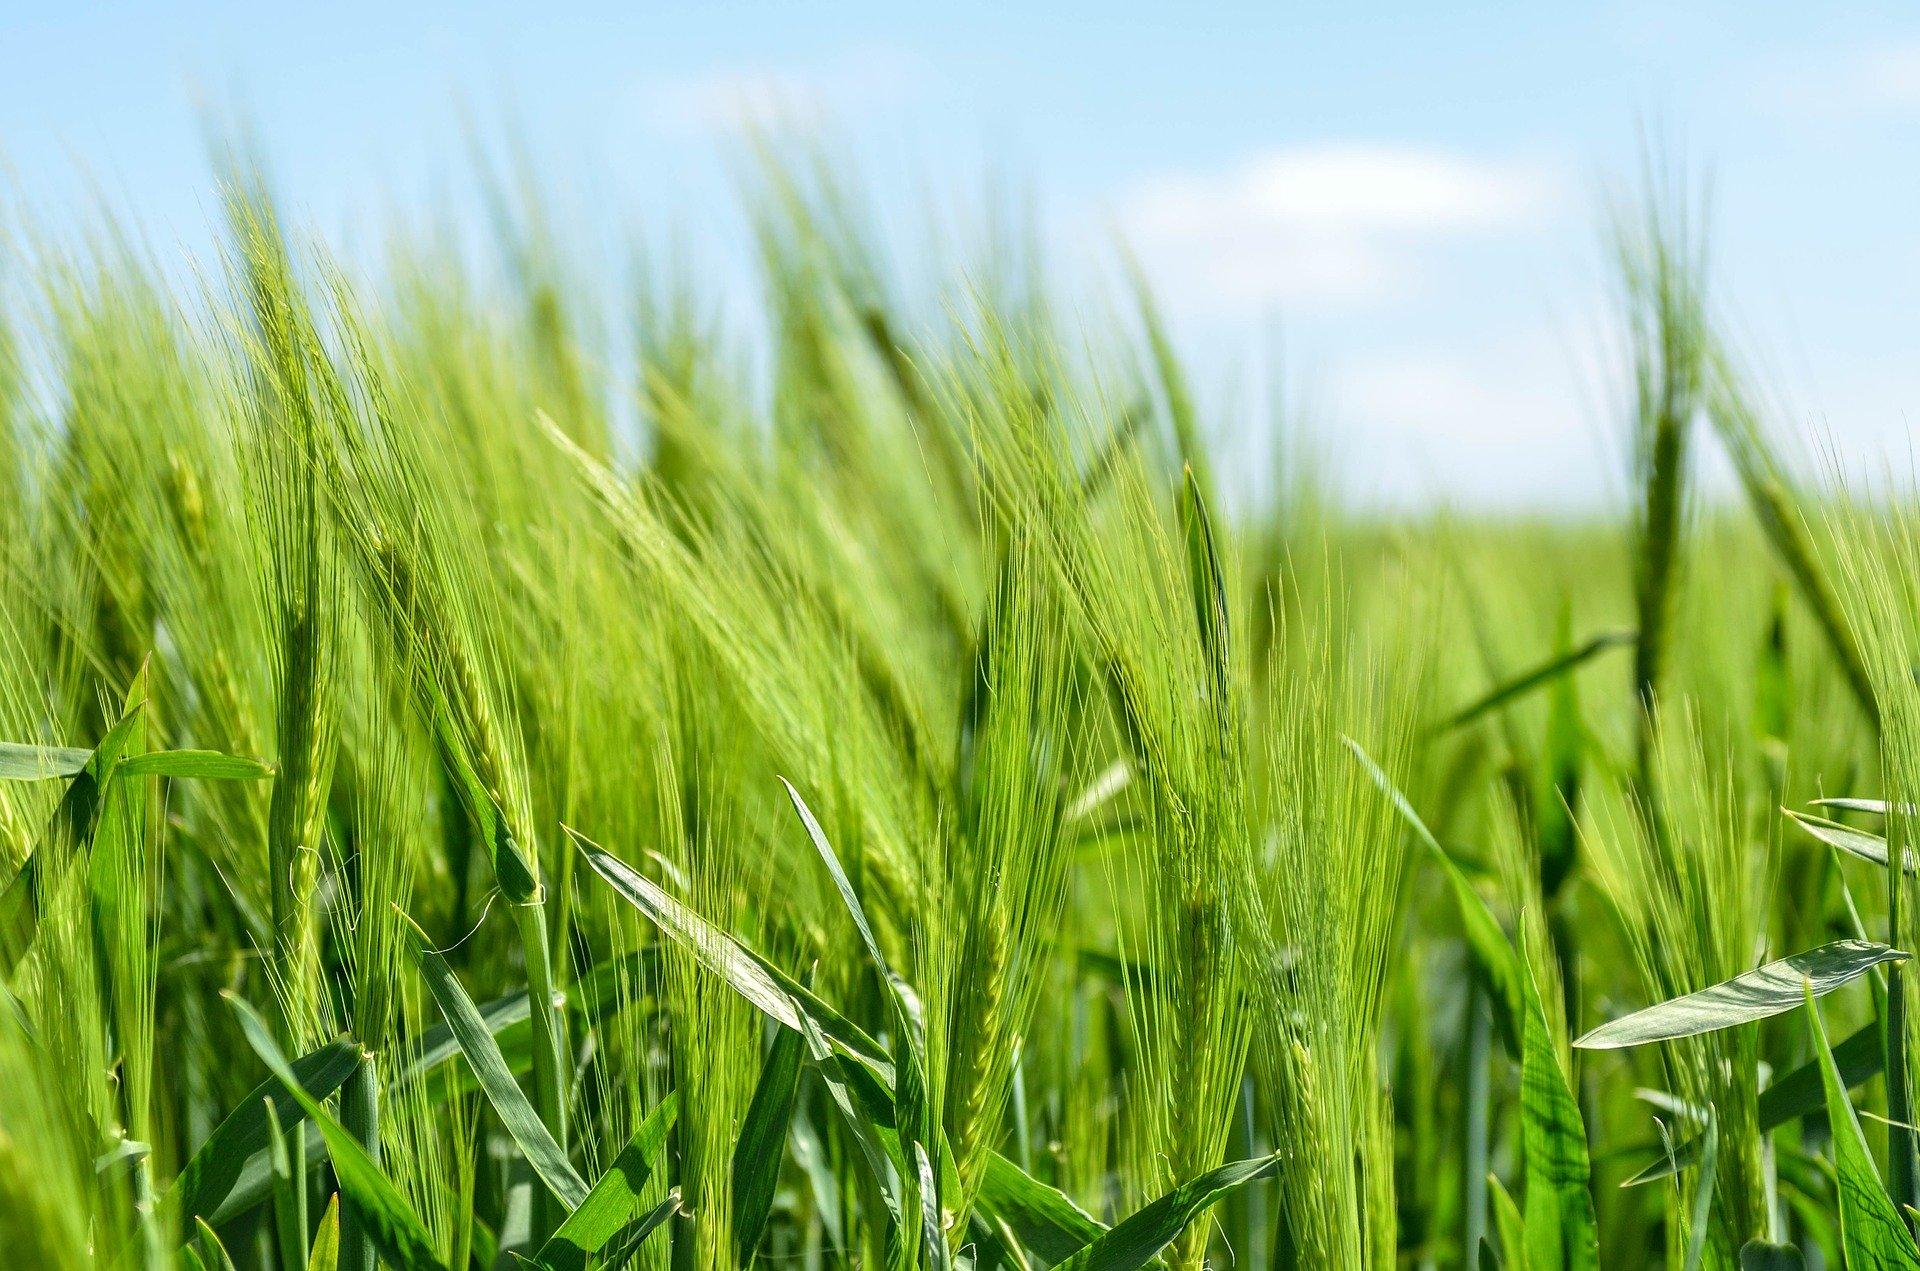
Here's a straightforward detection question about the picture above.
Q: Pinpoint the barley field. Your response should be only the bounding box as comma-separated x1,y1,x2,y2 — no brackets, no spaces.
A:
0,149,1914,1270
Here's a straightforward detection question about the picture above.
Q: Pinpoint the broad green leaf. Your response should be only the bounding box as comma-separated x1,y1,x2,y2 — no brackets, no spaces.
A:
1575,940,1906,1050
1759,1019,1884,1131
402,987,530,1085
404,951,650,1106
408,930,589,1211
1786,809,1914,872
119,750,273,781
1519,965,1598,1269
535,1094,677,1271
206,1124,326,1227
1806,985,1920,1268
790,1113,845,1250
579,822,974,1260
1625,1021,1883,1187
893,980,940,1271
310,1195,341,1271
964,1209,1031,1271
977,1151,1107,1262
168,1038,360,1228
69,693,149,836
1434,630,1634,734
733,1019,806,1262
0,742,91,780
226,994,446,1271
0,851,41,980
1052,1153,1280,1270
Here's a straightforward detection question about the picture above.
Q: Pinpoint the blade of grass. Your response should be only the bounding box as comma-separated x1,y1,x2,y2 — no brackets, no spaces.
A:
1432,631,1634,735
0,742,92,779
1682,1112,1718,1271
732,1018,806,1263
535,1093,678,1271
1052,1153,1281,1271
226,993,446,1271
571,829,891,1074
310,1194,341,1271
167,1037,360,1229
1519,961,1598,1270
1786,810,1914,872
404,917,590,1211
264,1099,308,1271
1806,983,1920,1267
1574,940,1905,1049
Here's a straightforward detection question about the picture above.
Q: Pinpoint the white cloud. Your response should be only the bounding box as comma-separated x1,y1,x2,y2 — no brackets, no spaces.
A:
1760,39,1920,114
1115,144,1560,310
1328,331,1611,509
638,46,928,137
1849,43,1920,106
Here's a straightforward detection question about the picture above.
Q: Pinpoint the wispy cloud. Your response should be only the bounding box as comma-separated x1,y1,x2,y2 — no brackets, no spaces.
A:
1114,143,1561,311
1846,42,1920,106
637,45,929,137
1331,330,1608,508
1761,38,1920,114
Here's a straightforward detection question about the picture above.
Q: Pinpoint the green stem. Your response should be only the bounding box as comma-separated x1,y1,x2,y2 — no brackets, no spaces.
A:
134,1154,166,1271
340,1052,379,1271
1888,805,1917,1226
1462,987,1492,1264
268,1112,308,1271
516,898,568,1242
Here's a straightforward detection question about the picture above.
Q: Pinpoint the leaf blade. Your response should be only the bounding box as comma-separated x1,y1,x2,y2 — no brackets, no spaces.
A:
119,750,274,781
167,1038,361,1228
408,931,590,1212
1575,940,1906,1050
1807,985,1920,1268
732,1020,806,1263
1519,964,1598,1270
226,994,446,1271
535,1094,678,1271
0,741,92,780
1053,1154,1281,1271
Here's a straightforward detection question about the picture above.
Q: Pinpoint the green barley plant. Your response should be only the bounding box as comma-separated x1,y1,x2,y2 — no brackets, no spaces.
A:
5,130,1920,1271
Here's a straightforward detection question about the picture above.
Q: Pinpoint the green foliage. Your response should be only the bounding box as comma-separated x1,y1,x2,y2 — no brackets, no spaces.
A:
4,139,1920,1271
1807,987,1920,1267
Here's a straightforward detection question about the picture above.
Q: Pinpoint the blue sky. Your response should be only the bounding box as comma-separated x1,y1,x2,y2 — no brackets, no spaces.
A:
6,2,1920,508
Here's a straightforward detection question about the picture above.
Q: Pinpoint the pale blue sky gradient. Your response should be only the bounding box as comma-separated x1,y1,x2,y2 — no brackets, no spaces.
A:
6,3,1920,507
